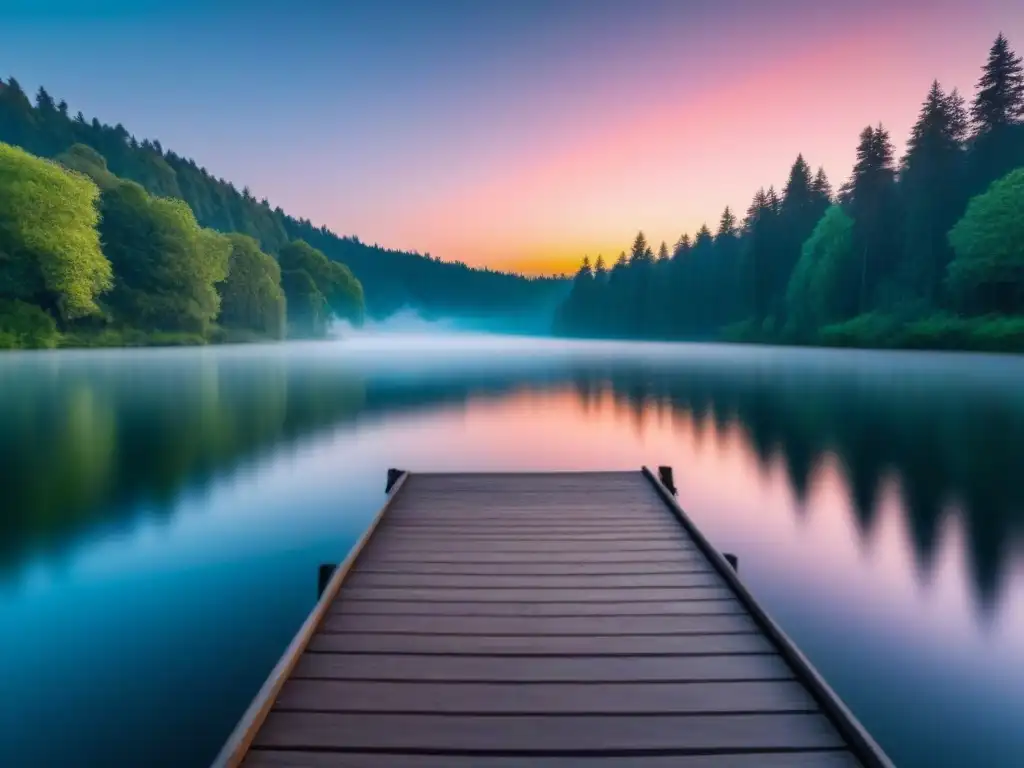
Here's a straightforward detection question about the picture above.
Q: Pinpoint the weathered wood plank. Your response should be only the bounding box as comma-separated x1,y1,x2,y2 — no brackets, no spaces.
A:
245,751,862,768
338,586,732,604
320,613,758,636
375,532,688,543
331,598,743,617
253,712,844,751
365,543,697,555
345,572,720,589
274,678,819,714
357,550,706,564
352,560,713,576
291,653,793,682
306,631,773,656
380,522,681,531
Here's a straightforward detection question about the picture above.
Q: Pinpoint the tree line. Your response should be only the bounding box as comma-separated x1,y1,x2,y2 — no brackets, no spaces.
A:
556,34,1024,351
0,76,565,329
0,140,363,348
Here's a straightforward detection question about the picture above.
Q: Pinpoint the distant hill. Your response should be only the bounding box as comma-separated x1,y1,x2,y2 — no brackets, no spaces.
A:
0,77,567,325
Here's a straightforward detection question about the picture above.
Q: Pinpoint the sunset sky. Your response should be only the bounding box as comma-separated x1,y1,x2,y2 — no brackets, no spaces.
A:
4,0,1024,275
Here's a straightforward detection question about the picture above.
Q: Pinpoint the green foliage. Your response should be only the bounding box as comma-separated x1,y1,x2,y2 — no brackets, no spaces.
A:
947,168,1024,315
785,205,857,334
0,142,111,319
98,180,230,333
0,299,61,348
818,313,1024,352
55,143,118,189
279,239,365,328
219,234,286,339
59,328,208,348
281,267,329,339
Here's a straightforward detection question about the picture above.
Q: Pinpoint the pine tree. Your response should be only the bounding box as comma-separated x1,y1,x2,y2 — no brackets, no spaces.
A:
812,167,832,204
969,34,1024,192
774,155,822,322
35,87,55,112
629,231,652,263
972,33,1024,133
846,124,901,311
715,207,742,325
900,81,969,302
741,188,779,321
716,207,737,238
672,233,692,259
657,241,669,261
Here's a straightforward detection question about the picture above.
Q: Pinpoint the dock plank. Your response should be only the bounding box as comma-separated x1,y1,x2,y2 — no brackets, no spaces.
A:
337,586,733,603
351,560,713,575
245,752,862,768
291,652,794,682
344,572,722,588
306,631,775,656
274,678,819,714
253,711,845,752
331,599,742,617
320,612,759,636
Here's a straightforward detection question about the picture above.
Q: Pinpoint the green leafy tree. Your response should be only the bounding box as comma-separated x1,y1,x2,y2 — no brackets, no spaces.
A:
281,268,329,338
56,143,118,188
279,239,365,326
99,180,229,333
785,205,858,333
947,168,1024,314
0,142,111,320
0,299,61,348
218,234,286,338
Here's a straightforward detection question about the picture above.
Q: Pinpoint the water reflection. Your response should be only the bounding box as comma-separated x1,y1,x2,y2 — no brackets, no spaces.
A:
1,338,1023,767
571,354,1024,614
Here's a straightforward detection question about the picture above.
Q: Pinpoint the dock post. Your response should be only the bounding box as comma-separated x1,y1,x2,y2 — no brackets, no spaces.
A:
385,468,404,493
657,466,677,495
317,564,336,597
724,552,739,571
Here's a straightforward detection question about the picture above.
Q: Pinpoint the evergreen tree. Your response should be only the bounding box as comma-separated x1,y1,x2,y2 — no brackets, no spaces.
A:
773,155,824,322
900,81,969,302
715,207,742,324
741,188,778,321
716,207,737,239
657,241,669,261
627,232,654,335
811,167,833,208
845,125,901,311
672,233,692,259
969,34,1024,193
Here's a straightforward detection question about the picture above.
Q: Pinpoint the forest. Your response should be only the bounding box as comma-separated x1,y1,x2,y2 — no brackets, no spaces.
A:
556,34,1024,351
0,77,565,349
0,140,366,348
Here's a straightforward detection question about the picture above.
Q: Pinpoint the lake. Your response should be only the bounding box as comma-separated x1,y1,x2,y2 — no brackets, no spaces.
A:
1,334,1023,767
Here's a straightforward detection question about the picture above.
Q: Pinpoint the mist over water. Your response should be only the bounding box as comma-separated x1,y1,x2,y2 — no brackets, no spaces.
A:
1,334,1023,767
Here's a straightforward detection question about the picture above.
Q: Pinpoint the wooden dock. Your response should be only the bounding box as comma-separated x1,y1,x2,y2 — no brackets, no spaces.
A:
214,468,892,767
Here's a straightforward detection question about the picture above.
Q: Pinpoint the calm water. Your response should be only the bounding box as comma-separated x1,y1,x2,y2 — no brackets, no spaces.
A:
1,335,1023,768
